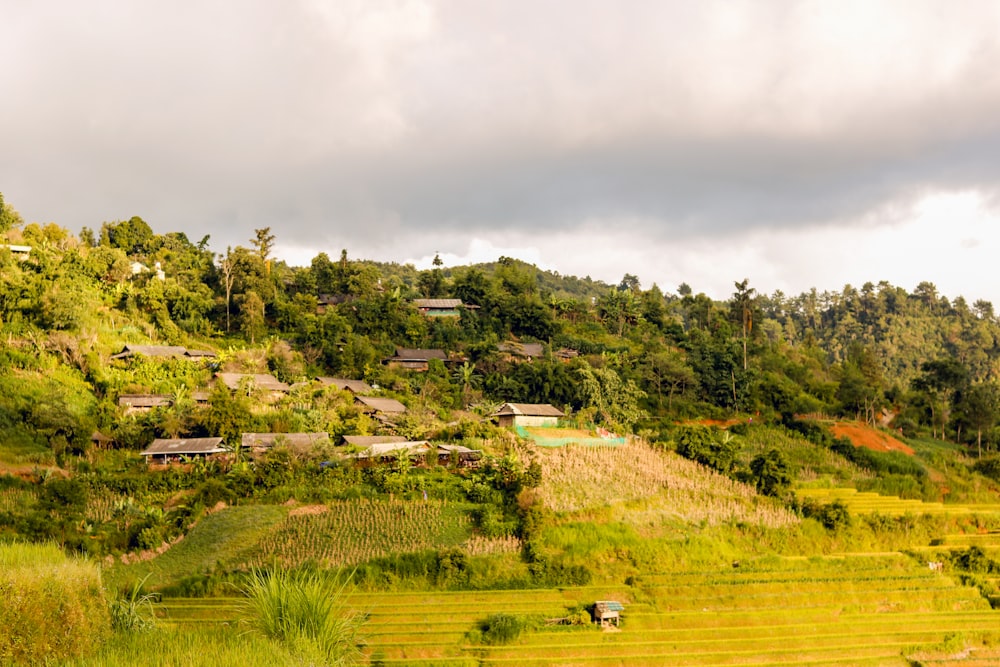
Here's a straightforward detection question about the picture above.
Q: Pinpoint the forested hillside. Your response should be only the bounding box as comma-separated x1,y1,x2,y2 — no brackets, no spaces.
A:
2,192,999,460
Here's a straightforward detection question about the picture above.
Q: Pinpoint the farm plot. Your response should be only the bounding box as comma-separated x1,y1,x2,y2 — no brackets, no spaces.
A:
248,499,475,568
154,555,1000,666
797,487,1000,516
535,441,798,528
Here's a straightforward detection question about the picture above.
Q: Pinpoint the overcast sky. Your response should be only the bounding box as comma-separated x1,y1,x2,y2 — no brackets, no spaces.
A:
4,1,1000,304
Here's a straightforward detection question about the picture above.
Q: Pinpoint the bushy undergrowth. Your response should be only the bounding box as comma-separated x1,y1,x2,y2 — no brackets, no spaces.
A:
470,612,540,645
241,568,366,666
0,542,110,664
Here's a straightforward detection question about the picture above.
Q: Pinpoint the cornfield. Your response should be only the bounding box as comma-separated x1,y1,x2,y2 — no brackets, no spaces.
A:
250,499,474,568
0,488,36,514
535,440,798,528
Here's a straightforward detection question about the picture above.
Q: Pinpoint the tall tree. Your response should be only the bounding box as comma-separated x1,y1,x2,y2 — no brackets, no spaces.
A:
730,279,759,371
251,227,276,261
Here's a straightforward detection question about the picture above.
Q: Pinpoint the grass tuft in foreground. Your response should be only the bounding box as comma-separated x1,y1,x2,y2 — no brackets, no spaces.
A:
241,568,366,666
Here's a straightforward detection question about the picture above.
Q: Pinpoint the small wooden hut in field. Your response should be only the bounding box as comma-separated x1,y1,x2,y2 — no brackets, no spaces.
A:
592,601,624,627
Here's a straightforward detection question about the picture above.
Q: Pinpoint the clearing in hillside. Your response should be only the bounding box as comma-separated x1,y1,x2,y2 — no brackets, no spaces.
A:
831,421,914,456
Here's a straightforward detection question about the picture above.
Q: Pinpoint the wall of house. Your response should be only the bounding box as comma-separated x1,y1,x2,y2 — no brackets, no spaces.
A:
513,415,559,427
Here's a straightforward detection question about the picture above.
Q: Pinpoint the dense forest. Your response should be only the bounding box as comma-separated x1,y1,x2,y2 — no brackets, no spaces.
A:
2,191,998,462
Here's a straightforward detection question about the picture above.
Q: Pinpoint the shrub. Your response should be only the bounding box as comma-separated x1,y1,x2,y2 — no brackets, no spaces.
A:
476,613,539,645
0,542,110,663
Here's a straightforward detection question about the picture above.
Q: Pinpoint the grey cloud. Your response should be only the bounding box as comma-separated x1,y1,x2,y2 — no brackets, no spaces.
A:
4,0,1000,266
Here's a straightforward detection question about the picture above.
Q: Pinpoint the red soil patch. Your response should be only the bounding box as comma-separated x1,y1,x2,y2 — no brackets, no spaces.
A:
830,421,914,456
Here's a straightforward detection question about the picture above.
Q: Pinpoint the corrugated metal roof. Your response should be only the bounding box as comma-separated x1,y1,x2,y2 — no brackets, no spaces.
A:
498,342,545,357
141,437,225,456
413,299,463,309
118,394,173,408
241,433,330,449
342,435,407,446
492,402,565,417
216,373,290,392
354,441,430,458
392,347,448,361
317,377,374,393
355,396,407,414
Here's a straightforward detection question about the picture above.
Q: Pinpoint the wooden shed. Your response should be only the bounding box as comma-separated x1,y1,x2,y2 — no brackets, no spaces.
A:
491,402,565,428
592,600,624,627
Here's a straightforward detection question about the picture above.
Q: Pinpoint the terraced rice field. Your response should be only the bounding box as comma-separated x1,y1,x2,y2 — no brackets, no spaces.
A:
797,487,1000,517
153,554,1000,666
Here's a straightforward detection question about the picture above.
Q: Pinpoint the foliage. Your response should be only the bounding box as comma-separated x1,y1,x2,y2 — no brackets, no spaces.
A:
0,542,110,663
749,448,793,497
241,568,365,666
672,425,741,474
109,574,157,633
474,612,539,645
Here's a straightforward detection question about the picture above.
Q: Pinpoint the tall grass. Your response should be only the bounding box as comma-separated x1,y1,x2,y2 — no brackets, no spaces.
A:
0,542,110,664
241,568,366,666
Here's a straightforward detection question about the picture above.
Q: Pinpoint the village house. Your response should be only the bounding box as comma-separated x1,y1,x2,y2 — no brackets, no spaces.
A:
437,443,482,468
342,435,407,448
491,402,566,428
554,347,579,362
215,373,290,401
317,377,374,393
1,244,31,261
412,298,477,317
497,341,545,362
140,437,226,464
110,344,217,360
118,393,172,415
241,432,330,457
351,440,432,465
384,347,451,371
355,395,407,416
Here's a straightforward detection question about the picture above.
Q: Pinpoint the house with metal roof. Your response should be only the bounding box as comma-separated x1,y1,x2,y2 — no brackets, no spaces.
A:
491,402,566,428
241,432,330,456
317,377,374,393
352,440,432,463
497,341,545,361
118,394,173,415
342,435,407,448
140,437,226,464
216,372,290,394
437,443,483,468
110,344,217,360
384,347,453,371
355,395,407,415
412,298,476,317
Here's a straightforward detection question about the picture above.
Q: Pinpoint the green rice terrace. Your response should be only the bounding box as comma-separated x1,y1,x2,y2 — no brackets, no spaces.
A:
147,554,1000,667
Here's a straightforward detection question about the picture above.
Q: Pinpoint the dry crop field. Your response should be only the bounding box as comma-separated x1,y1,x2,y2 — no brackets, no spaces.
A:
534,440,799,528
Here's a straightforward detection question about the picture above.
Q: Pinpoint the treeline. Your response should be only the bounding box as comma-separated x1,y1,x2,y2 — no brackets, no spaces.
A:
2,193,1000,455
